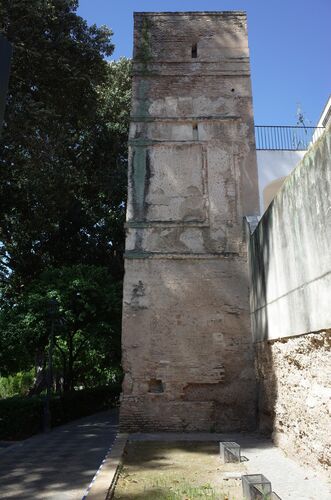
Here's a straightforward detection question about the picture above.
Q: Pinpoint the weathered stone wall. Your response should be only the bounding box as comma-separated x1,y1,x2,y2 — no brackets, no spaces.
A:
120,12,259,432
256,331,331,473
249,126,331,473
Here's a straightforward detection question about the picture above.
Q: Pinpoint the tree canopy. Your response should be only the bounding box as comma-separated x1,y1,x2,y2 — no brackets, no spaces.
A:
0,265,122,389
0,0,131,389
0,0,131,287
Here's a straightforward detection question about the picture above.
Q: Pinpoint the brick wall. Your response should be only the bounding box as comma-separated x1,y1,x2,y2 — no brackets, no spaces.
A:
121,12,259,432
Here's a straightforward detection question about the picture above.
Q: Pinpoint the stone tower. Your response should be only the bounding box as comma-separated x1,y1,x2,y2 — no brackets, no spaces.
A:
120,11,259,431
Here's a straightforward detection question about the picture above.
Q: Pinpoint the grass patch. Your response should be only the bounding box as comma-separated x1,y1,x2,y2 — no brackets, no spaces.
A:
143,479,230,499
114,441,244,499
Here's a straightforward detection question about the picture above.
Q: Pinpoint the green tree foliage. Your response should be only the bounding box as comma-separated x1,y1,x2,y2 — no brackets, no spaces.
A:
0,265,122,390
0,370,34,398
0,1,132,388
0,0,131,286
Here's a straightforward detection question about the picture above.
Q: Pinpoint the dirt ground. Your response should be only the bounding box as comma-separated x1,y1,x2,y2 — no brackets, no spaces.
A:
113,441,246,499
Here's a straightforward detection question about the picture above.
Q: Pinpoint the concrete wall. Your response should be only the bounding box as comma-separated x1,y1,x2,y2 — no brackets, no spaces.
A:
249,126,331,473
250,128,331,342
256,150,305,213
262,176,286,212
120,11,260,432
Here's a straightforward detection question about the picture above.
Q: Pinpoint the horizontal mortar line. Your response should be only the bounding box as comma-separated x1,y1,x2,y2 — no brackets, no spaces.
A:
130,115,240,122
132,72,251,77
128,140,211,146
124,251,240,260
125,221,210,228
133,59,249,64
252,269,331,313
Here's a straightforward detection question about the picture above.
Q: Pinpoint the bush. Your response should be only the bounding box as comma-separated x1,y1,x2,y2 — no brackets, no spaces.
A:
50,384,121,426
0,384,121,440
0,370,35,398
0,395,43,439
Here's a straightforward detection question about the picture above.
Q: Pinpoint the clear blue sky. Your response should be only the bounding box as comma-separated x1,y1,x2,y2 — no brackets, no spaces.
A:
78,0,330,126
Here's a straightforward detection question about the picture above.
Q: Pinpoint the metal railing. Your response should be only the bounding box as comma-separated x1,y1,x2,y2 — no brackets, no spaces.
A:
255,126,325,151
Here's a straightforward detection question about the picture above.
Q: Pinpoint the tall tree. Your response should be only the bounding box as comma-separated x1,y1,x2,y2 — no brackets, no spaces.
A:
0,0,131,291
0,1,132,386
0,265,122,390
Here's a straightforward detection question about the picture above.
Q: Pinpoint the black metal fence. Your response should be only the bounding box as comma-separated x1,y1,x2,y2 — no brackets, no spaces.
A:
255,126,325,151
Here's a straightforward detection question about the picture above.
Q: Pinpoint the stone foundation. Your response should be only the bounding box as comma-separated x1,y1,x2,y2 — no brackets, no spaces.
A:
256,330,331,473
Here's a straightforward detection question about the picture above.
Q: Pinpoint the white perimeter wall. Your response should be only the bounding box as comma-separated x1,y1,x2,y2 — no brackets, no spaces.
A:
256,150,306,214
250,127,331,341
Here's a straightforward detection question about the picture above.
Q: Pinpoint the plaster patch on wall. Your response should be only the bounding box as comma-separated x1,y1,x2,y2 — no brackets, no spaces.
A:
145,144,208,222
179,228,205,252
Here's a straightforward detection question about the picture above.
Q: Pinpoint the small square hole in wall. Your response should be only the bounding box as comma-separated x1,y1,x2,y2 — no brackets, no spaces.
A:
192,123,199,140
191,43,198,58
148,379,164,393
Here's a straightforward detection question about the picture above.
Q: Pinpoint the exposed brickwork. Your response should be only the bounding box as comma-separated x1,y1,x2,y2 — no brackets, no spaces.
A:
121,12,259,432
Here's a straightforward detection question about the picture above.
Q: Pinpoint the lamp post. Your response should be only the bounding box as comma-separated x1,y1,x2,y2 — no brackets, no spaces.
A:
43,297,59,432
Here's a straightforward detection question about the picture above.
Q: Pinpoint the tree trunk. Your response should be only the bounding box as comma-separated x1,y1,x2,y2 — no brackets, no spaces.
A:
28,348,47,396
63,332,74,392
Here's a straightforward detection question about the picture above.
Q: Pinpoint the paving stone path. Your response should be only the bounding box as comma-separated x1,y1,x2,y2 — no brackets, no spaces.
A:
0,409,118,499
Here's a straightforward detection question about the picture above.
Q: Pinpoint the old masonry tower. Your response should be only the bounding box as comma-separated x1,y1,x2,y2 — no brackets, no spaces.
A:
120,11,260,431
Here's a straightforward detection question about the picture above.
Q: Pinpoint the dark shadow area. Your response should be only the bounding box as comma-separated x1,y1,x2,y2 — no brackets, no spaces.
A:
123,441,219,469
0,409,118,499
112,490,187,500
248,206,275,437
122,436,274,467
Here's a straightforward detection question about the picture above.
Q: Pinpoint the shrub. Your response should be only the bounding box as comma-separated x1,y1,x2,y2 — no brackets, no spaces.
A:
0,395,43,439
0,384,120,440
50,384,121,426
0,370,35,398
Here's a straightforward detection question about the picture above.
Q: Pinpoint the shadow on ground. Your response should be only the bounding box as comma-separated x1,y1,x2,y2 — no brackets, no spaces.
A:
0,409,118,500
125,433,274,466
